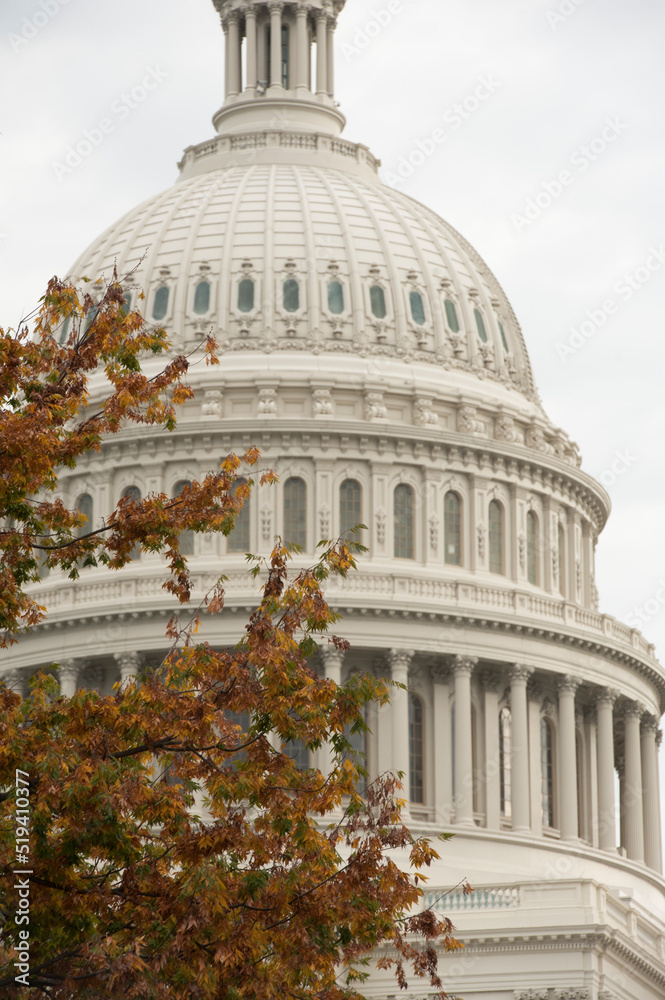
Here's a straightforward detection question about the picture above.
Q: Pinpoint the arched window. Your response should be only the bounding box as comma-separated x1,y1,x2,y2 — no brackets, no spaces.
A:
526,510,538,585
474,308,488,343
327,280,344,315
174,480,195,556
122,486,142,560
409,694,424,804
281,23,289,88
499,322,509,352
541,718,555,829
339,479,362,540
228,478,251,553
444,299,460,333
344,705,367,795
499,707,512,818
59,318,71,344
394,484,414,560
76,494,93,539
238,278,255,313
285,737,309,771
284,477,307,550
122,291,132,313
558,523,566,597
152,286,169,321
409,290,426,326
283,278,300,313
370,285,387,319
488,500,504,575
193,281,211,315
444,491,462,566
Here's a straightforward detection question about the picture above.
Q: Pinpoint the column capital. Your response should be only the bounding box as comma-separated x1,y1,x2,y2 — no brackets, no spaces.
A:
58,658,81,683
267,0,284,10
509,663,534,684
558,674,581,696
429,661,450,685
620,699,646,721
641,712,660,736
594,686,620,708
479,669,502,692
387,648,413,674
319,644,345,669
294,2,309,14
114,651,142,683
453,655,477,677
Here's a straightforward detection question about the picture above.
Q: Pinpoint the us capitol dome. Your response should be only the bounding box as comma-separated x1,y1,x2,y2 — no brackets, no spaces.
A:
6,2,665,998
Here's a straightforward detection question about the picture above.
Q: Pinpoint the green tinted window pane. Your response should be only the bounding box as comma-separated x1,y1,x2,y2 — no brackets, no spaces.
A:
122,292,132,313
370,285,386,319
284,477,306,549
445,299,460,333
76,494,93,539
558,525,566,596
340,479,362,539
281,24,289,88
475,308,488,343
327,280,344,315
499,322,509,352
193,281,210,315
238,278,255,313
228,478,250,553
541,719,555,828
409,694,424,804
410,290,426,326
153,286,169,321
283,279,300,313
444,491,462,566
175,480,194,556
527,511,538,585
489,501,504,575
394,485,414,560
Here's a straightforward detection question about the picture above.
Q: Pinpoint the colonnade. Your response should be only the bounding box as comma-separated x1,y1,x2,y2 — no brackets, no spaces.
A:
222,2,337,100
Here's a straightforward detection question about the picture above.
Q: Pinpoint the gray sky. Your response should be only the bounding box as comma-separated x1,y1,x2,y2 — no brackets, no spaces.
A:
2,0,665,819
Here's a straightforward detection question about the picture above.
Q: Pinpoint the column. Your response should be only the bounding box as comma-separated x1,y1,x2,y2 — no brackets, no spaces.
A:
510,665,533,834
431,664,452,825
326,16,335,96
319,645,344,776
453,655,477,827
595,688,618,852
388,649,411,802
481,671,501,831
245,8,258,95
269,2,283,91
641,715,662,873
294,3,309,93
527,678,543,837
557,675,580,841
224,18,230,98
623,702,645,863
58,658,81,698
316,13,328,97
115,651,142,689
227,15,242,97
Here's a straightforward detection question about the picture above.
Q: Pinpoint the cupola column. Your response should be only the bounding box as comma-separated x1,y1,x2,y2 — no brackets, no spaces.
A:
453,655,477,827
557,675,580,841
115,651,143,689
319,645,344,776
226,14,242,97
509,664,533,834
316,12,328,97
480,670,501,832
622,702,645,863
245,8,258,95
58,658,88,698
269,2,284,91
326,15,335,96
595,687,618,852
294,4,309,93
388,649,411,804
641,715,662,873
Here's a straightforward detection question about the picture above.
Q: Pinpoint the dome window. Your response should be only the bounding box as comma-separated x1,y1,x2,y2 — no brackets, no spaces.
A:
284,477,307,549
499,322,509,352
174,480,195,556
238,278,255,314
193,281,211,316
394,484,415,560
409,694,424,804
122,293,132,313
474,308,488,343
444,299,460,333
541,718,556,828
370,285,387,319
488,500,504,575
283,278,300,314
59,318,71,345
444,491,462,566
409,290,426,326
327,280,344,315
527,510,538,585
340,479,362,541
152,286,169,321
228,478,251,554
122,486,142,560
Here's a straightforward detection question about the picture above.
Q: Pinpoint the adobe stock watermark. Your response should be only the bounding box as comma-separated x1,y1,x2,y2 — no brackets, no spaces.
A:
626,584,665,630
13,769,32,988
7,0,73,53
555,246,665,361
52,66,168,181
341,0,403,62
512,117,628,233
384,75,501,186
546,0,589,29
595,449,638,489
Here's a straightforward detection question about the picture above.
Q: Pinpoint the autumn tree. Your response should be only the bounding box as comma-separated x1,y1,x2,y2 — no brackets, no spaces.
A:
0,276,463,999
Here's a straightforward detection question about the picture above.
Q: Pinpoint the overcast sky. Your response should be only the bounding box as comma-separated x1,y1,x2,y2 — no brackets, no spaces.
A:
2,0,665,820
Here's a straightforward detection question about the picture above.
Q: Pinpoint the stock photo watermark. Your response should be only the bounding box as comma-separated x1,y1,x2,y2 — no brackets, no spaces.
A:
52,66,169,181
546,0,590,29
340,0,403,62
555,246,665,361
7,0,72,52
384,76,502,186
13,769,32,987
512,116,628,233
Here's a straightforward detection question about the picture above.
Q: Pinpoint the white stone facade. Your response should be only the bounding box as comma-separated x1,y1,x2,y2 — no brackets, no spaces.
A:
4,2,664,997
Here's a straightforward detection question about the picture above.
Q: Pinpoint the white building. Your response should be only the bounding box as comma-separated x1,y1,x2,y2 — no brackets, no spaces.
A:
5,2,665,997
